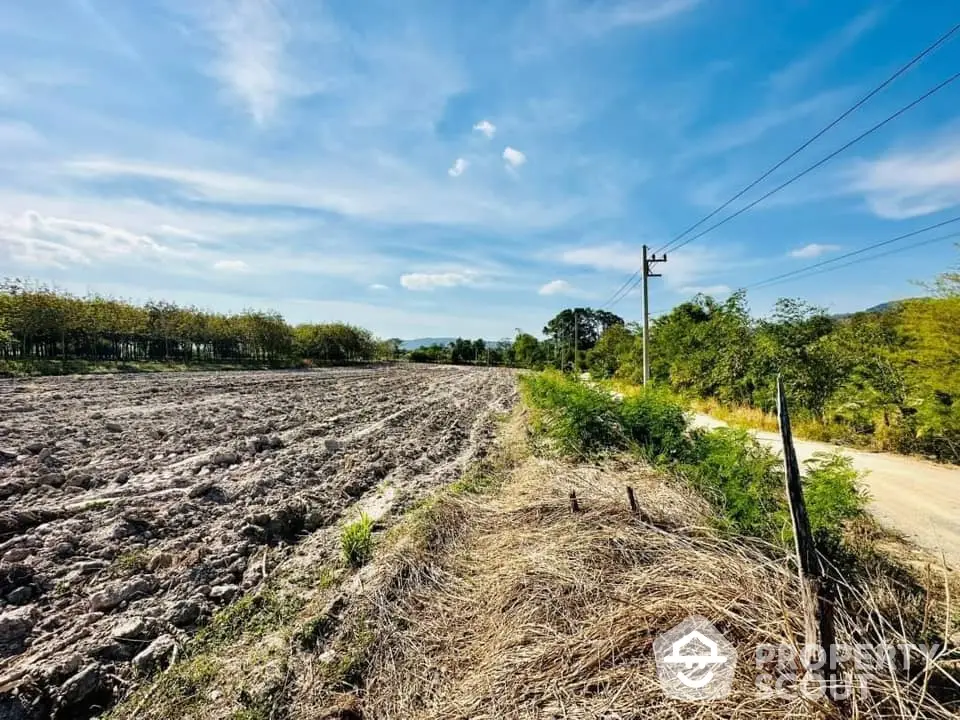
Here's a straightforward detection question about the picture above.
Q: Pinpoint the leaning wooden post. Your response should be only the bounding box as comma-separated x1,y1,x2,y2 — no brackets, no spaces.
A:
776,375,838,700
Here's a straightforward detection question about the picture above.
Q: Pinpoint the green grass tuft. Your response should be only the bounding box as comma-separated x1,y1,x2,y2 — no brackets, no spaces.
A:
340,512,375,567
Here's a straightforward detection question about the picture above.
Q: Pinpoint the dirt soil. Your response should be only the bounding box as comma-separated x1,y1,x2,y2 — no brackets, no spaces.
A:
0,365,516,717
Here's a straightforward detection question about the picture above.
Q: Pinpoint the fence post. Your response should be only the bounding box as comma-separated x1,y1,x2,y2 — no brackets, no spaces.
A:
776,375,838,700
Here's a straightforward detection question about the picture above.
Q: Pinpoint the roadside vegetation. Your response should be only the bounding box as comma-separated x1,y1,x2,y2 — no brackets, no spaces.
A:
520,371,867,553
505,252,960,463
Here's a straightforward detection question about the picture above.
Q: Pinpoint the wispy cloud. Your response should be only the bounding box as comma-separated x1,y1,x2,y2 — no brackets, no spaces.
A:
448,157,468,177
0,210,176,269
213,258,249,272
682,89,847,161
65,157,583,230
768,7,883,94
369,283,389,291
679,284,731,296
202,0,302,124
538,279,578,296
847,133,960,219
473,120,496,138
400,271,479,291
560,243,640,271
789,243,840,259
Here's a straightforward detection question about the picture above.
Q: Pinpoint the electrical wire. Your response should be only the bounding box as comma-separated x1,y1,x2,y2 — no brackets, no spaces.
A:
655,22,960,256
747,214,960,290
663,69,960,256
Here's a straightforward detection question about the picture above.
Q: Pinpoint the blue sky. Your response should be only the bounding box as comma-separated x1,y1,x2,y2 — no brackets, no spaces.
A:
1,0,959,339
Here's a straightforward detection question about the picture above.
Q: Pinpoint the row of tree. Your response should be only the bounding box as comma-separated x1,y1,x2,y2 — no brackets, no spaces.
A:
513,268,958,462
0,280,381,365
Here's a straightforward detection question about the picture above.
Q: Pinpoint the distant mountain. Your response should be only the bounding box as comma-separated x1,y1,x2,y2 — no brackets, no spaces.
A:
833,299,918,320
400,337,457,350
400,337,503,350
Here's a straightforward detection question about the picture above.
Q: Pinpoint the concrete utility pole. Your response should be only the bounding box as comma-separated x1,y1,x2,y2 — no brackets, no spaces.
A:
573,308,578,373
641,244,667,386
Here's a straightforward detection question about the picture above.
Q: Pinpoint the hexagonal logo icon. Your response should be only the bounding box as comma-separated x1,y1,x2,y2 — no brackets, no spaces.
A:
654,615,736,701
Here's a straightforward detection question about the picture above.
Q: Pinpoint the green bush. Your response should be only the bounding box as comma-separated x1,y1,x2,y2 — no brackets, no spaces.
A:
618,387,691,462
340,512,375,567
802,452,869,554
520,371,692,459
682,428,785,540
520,371,623,455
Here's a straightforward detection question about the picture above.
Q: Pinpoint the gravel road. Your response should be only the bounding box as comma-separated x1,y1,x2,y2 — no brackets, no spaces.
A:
0,365,516,717
692,413,960,569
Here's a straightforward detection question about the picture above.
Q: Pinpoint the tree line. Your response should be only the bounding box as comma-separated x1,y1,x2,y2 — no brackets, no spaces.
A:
0,279,381,367
505,261,960,462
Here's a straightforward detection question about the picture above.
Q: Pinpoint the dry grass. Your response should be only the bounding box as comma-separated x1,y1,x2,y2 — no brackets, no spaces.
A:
295,451,960,719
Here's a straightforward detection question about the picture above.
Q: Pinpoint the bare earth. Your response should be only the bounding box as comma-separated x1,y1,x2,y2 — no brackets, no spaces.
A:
692,413,960,569
0,365,516,715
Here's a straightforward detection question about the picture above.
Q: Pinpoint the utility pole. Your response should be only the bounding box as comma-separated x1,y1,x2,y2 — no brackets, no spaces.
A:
642,244,667,386
573,308,578,374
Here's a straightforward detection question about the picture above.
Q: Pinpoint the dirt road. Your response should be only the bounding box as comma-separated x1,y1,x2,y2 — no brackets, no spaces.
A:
692,413,960,569
0,365,516,715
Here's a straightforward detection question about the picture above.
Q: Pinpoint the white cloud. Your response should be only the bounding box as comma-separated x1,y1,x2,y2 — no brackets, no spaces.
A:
789,243,840,259
203,0,300,124
473,119,496,138
679,284,731,296
538,279,576,296
65,157,582,230
560,243,639,271
448,157,468,177
682,90,846,161
0,210,174,268
848,135,960,219
503,146,527,168
769,8,882,94
400,271,478,291
213,259,250,272
369,283,389,291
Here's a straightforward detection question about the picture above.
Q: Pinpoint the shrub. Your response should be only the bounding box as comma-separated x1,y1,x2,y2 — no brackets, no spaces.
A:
520,371,623,455
802,452,869,554
682,428,785,540
618,387,691,462
340,512,375,567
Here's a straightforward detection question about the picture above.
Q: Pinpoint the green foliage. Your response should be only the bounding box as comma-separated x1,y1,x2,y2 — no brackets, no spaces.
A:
630,251,960,462
521,371,624,455
682,428,785,540
340,512,375,567
196,589,303,648
520,371,691,461
802,453,869,541
542,307,625,371
587,323,637,378
0,278,380,367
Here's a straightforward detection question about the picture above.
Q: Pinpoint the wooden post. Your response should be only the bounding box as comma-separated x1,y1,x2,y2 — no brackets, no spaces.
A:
569,490,580,513
776,375,838,701
626,486,639,514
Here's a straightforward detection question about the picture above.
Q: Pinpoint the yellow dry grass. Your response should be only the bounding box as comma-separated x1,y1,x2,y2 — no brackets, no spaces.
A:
294,451,960,719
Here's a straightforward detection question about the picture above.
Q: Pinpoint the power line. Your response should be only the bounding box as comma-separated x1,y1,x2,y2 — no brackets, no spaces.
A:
605,66,960,310
656,22,960,256
643,216,960,317
663,69,960,256
747,214,960,290
753,229,960,292
603,22,960,311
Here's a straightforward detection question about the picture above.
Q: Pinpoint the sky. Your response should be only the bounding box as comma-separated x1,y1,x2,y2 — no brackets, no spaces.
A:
1,0,959,340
